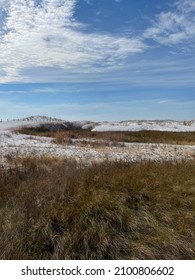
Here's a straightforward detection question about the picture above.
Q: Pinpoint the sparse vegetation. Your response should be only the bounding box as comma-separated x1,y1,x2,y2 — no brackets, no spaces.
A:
0,156,194,259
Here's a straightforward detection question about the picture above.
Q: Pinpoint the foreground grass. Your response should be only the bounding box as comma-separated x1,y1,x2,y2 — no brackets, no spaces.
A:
0,157,195,259
17,127,195,145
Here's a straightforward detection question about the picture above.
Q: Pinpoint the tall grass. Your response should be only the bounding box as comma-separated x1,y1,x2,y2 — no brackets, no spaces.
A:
0,156,195,259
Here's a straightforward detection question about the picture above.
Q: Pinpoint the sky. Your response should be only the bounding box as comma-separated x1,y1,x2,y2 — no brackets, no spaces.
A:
0,0,195,121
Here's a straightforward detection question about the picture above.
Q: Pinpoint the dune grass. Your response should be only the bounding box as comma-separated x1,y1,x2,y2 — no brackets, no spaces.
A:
17,127,195,145
0,156,195,260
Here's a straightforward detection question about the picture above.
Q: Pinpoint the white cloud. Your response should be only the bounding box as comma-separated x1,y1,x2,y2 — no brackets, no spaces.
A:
144,0,195,46
0,0,146,83
176,0,195,13
0,0,194,84
0,0,7,7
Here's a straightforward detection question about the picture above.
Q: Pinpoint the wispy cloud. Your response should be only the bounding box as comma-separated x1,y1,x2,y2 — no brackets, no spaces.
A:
144,0,195,46
0,0,195,85
0,0,146,83
158,99,170,104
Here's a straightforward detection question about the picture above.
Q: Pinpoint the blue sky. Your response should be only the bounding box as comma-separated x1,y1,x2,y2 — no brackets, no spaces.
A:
0,0,195,121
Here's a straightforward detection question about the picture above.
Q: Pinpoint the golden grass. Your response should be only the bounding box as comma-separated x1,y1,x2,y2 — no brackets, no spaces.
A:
0,156,195,259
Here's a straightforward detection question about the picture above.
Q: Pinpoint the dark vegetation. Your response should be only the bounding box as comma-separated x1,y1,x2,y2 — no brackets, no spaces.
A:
0,156,195,259
17,126,195,145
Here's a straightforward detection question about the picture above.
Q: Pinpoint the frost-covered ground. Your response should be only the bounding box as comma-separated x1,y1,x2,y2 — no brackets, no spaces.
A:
0,116,195,168
1,116,195,132
92,120,195,132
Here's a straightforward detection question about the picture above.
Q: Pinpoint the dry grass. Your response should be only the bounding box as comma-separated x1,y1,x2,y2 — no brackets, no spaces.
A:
17,127,195,145
0,156,195,259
